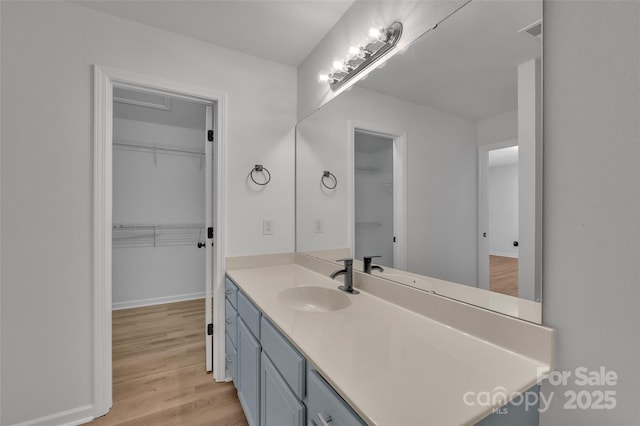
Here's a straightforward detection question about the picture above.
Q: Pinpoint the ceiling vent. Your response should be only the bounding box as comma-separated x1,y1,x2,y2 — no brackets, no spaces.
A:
519,20,542,40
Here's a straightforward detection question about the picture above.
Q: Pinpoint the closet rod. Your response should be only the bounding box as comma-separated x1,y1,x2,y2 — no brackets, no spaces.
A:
113,139,205,156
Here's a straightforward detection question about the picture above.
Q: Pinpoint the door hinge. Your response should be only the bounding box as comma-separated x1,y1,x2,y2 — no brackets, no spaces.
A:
207,130,214,142
208,227,214,239
207,323,214,335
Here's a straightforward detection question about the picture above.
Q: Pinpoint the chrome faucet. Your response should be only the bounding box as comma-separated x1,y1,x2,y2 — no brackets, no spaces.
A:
330,258,359,294
363,256,384,274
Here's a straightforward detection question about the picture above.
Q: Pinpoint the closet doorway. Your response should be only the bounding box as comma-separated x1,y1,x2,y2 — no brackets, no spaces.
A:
93,67,227,418
348,123,407,270
112,86,214,351
354,131,395,267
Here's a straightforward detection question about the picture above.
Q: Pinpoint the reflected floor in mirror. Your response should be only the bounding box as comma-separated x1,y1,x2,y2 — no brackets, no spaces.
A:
489,255,518,297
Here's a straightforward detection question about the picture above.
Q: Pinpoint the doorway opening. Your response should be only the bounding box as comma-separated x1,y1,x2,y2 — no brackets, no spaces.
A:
478,142,519,296
349,123,406,270
354,131,395,267
112,87,211,311
93,66,227,419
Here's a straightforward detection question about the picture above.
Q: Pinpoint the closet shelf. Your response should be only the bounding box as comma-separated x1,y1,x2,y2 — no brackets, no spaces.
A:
355,165,381,174
355,221,382,228
113,222,205,230
113,222,206,248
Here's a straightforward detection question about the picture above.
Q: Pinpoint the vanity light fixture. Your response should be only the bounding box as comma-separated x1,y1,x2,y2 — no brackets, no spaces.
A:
319,21,403,91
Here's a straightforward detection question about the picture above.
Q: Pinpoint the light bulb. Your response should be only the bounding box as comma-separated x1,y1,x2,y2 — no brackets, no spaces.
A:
318,74,329,83
368,27,383,40
349,45,369,59
332,60,345,72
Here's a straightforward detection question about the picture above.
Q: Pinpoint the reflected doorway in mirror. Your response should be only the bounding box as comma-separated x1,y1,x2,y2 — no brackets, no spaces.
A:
349,123,407,270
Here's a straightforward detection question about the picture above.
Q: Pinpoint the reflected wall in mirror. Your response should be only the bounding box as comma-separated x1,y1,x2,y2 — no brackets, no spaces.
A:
296,0,542,322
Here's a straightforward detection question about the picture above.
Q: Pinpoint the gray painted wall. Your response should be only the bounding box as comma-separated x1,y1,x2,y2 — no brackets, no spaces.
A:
541,1,640,425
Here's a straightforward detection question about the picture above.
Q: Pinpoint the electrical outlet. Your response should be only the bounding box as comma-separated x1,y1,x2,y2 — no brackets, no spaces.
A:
263,218,274,235
314,219,324,233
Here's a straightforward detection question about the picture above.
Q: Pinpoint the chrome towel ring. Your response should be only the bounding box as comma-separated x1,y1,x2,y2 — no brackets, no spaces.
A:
249,164,271,186
322,171,337,189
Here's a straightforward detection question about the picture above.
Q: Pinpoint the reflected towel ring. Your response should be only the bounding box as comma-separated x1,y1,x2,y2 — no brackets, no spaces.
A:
322,171,337,189
250,164,271,186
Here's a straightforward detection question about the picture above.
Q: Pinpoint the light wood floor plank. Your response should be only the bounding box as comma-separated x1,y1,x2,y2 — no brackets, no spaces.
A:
489,255,519,297
87,299,247,425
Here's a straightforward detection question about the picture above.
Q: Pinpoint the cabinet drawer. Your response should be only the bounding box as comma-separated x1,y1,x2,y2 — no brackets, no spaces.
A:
238,291,261,339
225,276,238,309
225,299,238,349
225,332,237,388
261,316,306,400
306,369,366,426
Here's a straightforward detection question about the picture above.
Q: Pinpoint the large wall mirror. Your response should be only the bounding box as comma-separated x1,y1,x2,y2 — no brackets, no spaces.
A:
296,0,543,323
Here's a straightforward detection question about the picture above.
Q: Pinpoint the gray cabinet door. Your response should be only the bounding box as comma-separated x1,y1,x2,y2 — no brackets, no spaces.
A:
238,319,261,426
261,353,305,426
224,332,237,388
306,369,366,426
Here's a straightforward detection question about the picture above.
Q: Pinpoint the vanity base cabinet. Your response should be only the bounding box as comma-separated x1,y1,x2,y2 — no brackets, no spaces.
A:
225,275,537,426
238,317,261,426
261,353,306,426
226,275,363,426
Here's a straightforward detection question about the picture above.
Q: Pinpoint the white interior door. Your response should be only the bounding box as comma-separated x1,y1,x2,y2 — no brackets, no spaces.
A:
204,105,213,371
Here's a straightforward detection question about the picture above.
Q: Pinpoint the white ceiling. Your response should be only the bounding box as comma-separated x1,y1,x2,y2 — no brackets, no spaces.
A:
73,0,354,67
357,0,542,121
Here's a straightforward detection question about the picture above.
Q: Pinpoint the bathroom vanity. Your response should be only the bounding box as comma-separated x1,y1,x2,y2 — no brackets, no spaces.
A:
225,253,554,426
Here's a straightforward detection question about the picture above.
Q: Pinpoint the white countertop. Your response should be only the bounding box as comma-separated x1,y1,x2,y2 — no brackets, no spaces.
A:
227,259,552,426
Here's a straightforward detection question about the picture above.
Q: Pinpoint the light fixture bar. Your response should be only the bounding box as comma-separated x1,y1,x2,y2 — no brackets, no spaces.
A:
326,21,403,91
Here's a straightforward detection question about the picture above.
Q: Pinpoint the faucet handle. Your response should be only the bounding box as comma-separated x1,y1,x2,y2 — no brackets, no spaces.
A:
336,258,353,266
363,255,381,261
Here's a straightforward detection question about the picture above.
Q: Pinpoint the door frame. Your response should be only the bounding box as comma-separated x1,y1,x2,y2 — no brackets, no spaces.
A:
93,66,228,418
477,139,518,291
348,121,407,270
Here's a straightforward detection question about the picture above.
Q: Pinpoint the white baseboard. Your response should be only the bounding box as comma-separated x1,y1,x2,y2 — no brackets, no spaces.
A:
112,292,205,310
9,405,94,426
489,251,519,259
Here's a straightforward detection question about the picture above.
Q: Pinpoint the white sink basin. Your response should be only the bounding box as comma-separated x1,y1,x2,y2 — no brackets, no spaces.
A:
278,286,352,312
